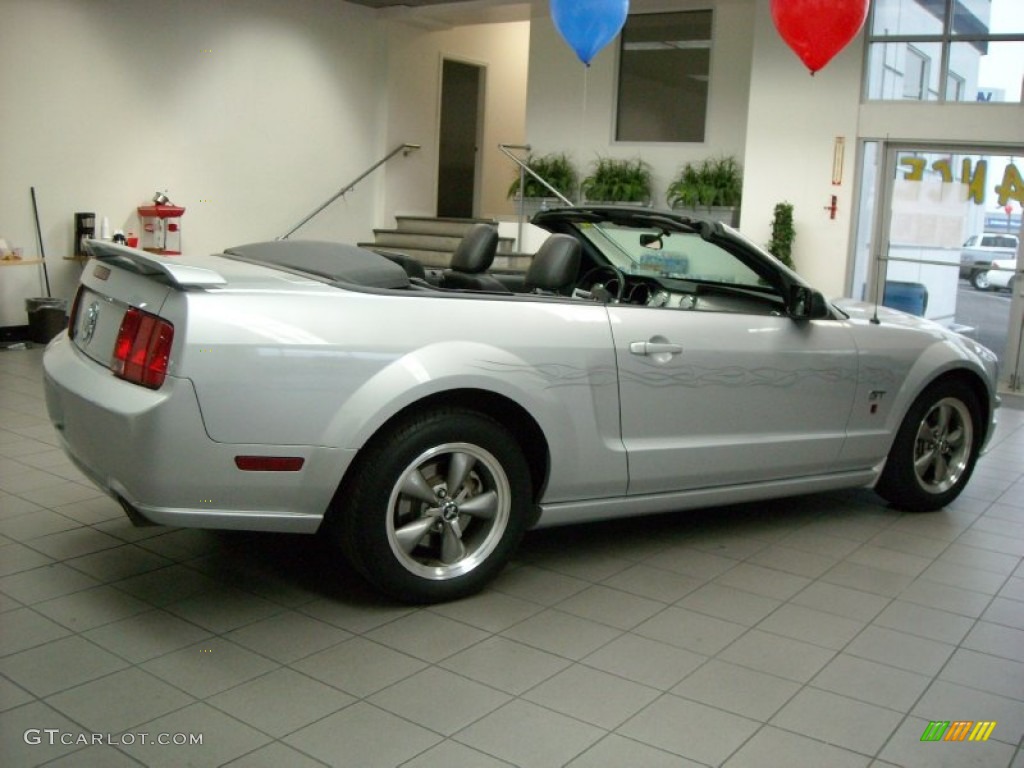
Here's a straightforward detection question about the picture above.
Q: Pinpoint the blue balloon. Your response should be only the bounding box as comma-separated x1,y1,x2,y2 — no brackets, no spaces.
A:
550,0,630,67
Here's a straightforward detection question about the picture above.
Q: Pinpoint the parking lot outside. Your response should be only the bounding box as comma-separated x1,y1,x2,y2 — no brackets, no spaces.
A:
956,282,1014,365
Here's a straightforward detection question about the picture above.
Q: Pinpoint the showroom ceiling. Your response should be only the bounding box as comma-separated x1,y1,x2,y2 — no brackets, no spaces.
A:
347,0,481,7
345,0,531,25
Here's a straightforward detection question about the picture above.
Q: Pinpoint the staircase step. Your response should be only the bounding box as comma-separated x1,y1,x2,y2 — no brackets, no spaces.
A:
366,216,522,270
395,216,498,237
373,230,464,251
492,253,534,272
359,243,455,268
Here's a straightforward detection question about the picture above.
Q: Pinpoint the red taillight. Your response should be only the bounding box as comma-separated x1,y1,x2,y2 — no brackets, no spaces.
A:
111,307,174,389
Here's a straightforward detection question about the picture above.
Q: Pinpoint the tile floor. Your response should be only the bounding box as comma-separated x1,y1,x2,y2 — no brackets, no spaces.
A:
1,344,1023,767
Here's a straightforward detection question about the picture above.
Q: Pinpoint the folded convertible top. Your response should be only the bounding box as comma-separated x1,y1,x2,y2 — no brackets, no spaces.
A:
224,240,410,290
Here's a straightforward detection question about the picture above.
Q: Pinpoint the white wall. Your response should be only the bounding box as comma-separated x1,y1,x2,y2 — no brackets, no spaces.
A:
524,0,754,207
0,0,387,326
858,102,1024,145
383,19,530,222
740,0,865,297
5,0,1016,330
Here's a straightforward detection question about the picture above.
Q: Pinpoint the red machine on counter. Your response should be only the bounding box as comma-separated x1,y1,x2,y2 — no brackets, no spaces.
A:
137,196,185,255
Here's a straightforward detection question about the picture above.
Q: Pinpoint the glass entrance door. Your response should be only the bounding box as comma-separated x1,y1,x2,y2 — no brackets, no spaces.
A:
852,142,1023,392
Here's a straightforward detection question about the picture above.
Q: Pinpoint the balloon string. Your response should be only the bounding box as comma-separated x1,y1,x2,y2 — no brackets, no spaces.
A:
581,66,589,157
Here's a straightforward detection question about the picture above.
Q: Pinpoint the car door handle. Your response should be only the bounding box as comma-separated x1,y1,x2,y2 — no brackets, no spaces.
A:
629,341,683,356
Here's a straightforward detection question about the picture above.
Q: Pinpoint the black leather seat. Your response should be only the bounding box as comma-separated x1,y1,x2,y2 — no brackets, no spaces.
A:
524,234,581,295
440,224,510,292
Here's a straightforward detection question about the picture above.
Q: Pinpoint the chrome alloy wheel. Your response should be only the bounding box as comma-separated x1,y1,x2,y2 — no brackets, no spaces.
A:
913,397,973,495
385,442,511,580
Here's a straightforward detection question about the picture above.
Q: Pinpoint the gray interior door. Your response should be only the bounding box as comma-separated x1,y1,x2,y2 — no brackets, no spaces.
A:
437,59,482,219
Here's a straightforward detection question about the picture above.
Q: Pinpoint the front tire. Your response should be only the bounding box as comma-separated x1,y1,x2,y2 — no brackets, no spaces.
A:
876,380,982,512
332,409,531,603
971,270,991,291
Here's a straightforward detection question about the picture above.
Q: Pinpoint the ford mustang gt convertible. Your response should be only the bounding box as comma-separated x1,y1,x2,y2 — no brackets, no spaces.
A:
43,206,1000,602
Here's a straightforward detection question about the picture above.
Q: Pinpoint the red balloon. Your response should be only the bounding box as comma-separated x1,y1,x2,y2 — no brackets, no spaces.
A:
770,0,869,74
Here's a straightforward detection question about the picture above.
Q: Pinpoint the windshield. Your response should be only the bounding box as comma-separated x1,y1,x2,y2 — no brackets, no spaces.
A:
577,221,766,289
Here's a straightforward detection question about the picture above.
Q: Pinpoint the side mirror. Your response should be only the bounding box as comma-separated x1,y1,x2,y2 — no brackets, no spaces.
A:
789,285,830,320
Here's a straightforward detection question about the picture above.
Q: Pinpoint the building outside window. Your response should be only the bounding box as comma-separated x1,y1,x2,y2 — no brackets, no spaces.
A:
902,45,932,98
946,71,966,100
615,10,713,143
865,0,1024,103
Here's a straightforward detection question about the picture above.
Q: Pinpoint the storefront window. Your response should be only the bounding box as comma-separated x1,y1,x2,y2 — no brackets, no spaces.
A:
865,0,1024,103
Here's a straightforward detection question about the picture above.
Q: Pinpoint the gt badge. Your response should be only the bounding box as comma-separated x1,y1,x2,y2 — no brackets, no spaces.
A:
869,389,886,415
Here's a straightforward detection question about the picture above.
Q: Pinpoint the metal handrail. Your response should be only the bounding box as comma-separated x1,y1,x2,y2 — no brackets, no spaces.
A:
499,143,575,251
499,144,574,207
278,143,421,240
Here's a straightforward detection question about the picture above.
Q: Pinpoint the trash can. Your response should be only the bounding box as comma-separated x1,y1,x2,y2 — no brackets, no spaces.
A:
25,297,68,344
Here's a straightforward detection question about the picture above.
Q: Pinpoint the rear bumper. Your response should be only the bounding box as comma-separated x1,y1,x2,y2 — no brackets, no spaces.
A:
43,333,350,533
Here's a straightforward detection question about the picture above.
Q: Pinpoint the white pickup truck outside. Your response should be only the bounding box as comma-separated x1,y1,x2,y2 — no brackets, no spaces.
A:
960,232,1019,289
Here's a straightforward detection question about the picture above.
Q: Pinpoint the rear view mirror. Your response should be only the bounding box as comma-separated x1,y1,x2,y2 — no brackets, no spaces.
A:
639,233,663,250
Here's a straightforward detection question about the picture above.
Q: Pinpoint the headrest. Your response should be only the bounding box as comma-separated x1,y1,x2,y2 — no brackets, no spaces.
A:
525,234,581,293
450,224,499,274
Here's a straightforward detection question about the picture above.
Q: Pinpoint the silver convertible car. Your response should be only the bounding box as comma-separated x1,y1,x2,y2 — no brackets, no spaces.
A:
43,206,1000,602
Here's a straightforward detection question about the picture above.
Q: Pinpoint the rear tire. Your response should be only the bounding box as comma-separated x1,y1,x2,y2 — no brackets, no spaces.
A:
331,408,531,603
876,380,982,512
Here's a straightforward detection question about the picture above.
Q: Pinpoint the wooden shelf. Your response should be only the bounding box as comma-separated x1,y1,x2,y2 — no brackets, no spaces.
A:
0,258,44,267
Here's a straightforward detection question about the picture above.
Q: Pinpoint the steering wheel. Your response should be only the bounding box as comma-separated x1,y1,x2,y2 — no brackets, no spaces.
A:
575,265,626,302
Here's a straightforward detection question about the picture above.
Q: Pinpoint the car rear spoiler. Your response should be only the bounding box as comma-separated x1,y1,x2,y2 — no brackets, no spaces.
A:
84,240,227,287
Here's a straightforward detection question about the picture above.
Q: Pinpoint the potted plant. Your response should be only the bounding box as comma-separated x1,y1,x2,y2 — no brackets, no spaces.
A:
580,157,653,205
767,201,796,270
666,155,742,226
507,152,578,216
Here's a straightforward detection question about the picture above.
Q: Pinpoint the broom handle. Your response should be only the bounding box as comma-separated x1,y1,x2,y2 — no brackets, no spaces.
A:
30,186,52,298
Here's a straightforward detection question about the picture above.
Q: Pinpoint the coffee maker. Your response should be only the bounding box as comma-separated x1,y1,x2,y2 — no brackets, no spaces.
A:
74,212,95,257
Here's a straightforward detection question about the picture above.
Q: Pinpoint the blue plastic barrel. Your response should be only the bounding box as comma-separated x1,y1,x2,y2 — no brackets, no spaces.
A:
883,281,928,316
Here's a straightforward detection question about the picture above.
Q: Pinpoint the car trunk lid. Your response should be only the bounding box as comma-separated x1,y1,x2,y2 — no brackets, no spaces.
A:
70,241,351,381
70,257,179,372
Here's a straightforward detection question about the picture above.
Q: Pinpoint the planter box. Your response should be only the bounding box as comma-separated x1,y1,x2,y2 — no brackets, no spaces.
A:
583,200,652,208
673,205,740,227
512,197,571,220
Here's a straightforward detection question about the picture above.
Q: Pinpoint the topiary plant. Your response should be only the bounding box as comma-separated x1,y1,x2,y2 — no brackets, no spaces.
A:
767,201,796,270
